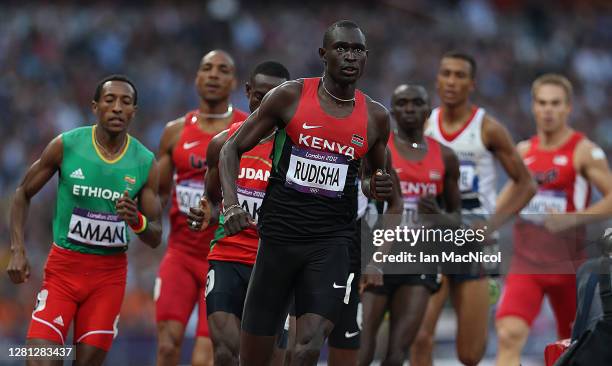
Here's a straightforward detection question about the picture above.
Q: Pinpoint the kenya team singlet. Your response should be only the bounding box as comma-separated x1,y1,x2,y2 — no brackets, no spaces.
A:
426,106,496,215
54,126,154,255
208,122,273,265
259,78,369,243
388,134,446,223
514,131,590,270
169,109,247,256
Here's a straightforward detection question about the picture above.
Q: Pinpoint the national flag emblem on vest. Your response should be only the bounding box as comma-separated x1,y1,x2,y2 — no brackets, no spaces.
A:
124,175,136,190
351,134,364,147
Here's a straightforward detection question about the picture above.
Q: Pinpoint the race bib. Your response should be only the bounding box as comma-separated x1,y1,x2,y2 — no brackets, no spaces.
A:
459,161,478,193
285,146,349,198
67,207,127,247
237,185,266,223
402,196,419,226
176,180,204,214
520,190,567,223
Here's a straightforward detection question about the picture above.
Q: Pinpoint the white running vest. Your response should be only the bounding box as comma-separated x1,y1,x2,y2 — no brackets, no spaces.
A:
425,107,497,215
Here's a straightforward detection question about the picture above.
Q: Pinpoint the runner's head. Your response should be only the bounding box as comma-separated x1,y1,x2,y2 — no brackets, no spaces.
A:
391,84,431,133
531,74,573,134
92,74,137,134
319,20,367,85
246,61,290,112
195,49,237,104
436,51,476,107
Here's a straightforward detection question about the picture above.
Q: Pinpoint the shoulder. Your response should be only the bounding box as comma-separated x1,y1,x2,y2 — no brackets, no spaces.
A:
159,116,186,152
62,125,92,143
482,113,506,135
364,94,390,124
129,136,155,163
516,139,532,157
575,136,608,166
266,80,303,103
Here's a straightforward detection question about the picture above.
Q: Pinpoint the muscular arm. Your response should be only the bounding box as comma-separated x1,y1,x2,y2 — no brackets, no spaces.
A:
204,130,229,206
484,117,536,231
361,99,392,200
11,136,62,252
438,145,462,226
136,159,163,248
157,118,183,208
8,136,62,283
574,140,612,220
219,82,300,207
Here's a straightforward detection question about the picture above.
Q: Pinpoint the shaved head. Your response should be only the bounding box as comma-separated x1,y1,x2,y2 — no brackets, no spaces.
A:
392,84,429,104
200,49,235,70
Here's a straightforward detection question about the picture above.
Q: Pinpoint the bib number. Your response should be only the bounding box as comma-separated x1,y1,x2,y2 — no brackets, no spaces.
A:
237,186,265,223
285,146,349,198
520,190,567,223
402,196,419,226
459,161,477,193
67,207,127,247
176,181,204,214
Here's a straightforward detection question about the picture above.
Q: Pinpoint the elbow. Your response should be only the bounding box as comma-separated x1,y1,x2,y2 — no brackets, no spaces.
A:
523,176,537,198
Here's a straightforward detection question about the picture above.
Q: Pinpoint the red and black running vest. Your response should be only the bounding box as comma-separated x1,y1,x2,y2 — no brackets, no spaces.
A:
259,78,369,243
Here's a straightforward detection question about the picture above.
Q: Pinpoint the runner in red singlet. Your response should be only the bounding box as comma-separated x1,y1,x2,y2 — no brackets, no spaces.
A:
187,61,291,366
495,74,612,366
155,50,248,366
358,85,461,366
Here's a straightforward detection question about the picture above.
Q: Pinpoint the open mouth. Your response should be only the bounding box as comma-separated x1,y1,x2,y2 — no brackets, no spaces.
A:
341,67,358,75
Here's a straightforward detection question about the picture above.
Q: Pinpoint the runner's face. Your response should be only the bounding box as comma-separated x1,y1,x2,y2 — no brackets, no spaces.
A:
392,87,431,133
195,52,236,103
320,28,367,84
436,57,474,107
246,74,287,112
532,84,571,134
92,81,136,134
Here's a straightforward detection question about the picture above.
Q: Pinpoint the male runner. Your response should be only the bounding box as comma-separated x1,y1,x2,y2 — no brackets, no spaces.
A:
7,75,162,366
359,84,461,366
155,49,247,366
219,20,393,366
495,74,612,365
187,61,290,366
411,51,536,366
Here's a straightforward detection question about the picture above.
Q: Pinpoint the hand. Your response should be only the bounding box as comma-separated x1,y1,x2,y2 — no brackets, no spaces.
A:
371,170,393,200
187,197,212,231
223,206,256,236
418,194,441,215
543,214,579,234
7,249,30,284
116,190,139,226
470,219,493,246
359,263,384,294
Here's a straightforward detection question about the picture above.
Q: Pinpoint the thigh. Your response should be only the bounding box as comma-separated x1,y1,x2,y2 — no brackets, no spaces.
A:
155,252,199,325
294,243,349,322
74,275,125,351
27,285,77,346
195,259,210,338
206,260,251,319
242,242,296,336
328,273,362,349
545,274,577,339
496,274,544,327
450,278,490,352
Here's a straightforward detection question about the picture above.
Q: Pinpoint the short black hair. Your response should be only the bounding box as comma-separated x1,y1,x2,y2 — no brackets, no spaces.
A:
93,74,138,105
322,20,362,48
250,61,291,81
442,51,477,79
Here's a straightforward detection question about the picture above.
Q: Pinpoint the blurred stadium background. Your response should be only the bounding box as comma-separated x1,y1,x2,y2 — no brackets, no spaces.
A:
0,0,611,364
